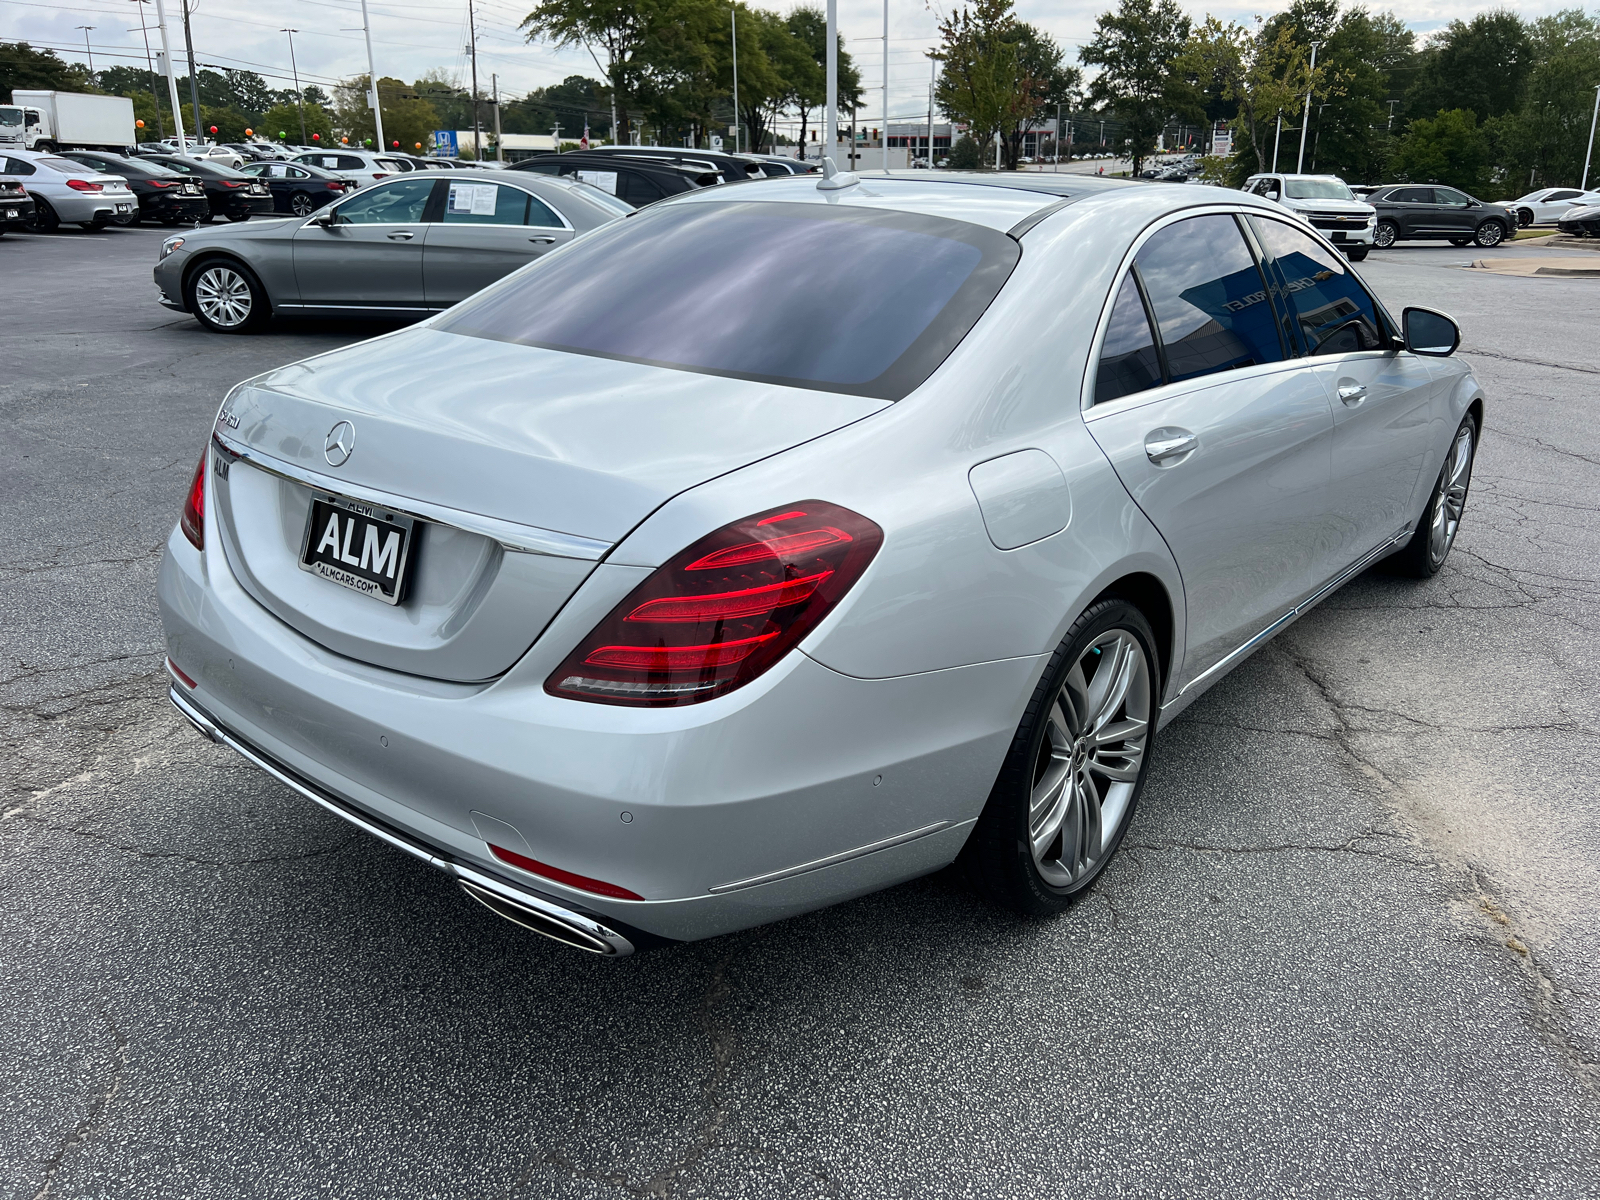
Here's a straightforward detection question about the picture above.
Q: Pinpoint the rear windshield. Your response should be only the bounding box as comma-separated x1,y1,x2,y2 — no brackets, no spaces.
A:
1285,179,1354,200
435,201,1019,400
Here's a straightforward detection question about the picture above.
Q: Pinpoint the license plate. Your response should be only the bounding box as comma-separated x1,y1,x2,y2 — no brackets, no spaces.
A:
299,493,416,605
4,208,16,219
116,202,132,213
1329,231,1346,242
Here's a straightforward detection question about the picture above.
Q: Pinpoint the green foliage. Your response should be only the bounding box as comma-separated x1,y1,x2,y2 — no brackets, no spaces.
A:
1392,108,1492,195
501,76,613,139
335,77,441,153
935,0,1073,169
261,102,333,145
1,42,90,100
947,134,986,169
1079,0,1197,176
1406,10,1533,123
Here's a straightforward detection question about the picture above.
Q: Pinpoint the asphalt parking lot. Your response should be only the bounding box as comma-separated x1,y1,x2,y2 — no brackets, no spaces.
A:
3,222,1599,1199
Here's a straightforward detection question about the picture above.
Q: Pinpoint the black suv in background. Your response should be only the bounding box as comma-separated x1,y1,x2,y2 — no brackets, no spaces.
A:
1366,185,1515,248
56,151,210,226
511,153,712,207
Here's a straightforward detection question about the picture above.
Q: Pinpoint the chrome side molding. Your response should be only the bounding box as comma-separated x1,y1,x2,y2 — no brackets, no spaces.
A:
167,686,635,956
708,821,952,894
211,432,613,561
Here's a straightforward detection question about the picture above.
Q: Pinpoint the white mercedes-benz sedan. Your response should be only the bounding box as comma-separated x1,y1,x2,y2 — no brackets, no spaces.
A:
159,165,1483,955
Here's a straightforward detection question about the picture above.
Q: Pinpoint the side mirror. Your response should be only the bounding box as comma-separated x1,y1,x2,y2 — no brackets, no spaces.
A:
307,211,334,227
1266,189,1280,201
1468,199,1482,208
1402,306,1460,357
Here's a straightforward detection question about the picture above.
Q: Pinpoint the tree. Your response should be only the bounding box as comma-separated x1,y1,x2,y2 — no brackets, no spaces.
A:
934,0,1029,169
260,102,332,146
501,76,612,140
1493,11,1600,190
1406,10,1532,124
335,76,440,153
1177,18,1312,180
783,6,859,160
521,0,681,145
947,134,985,169
1004,23,1080,169
1392,108,1492,194
2,42,90,99
1079,0,1197,177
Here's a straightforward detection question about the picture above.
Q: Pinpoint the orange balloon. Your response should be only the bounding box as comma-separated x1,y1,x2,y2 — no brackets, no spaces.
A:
245,128,253,137
414,142,421,149
136,119,145,128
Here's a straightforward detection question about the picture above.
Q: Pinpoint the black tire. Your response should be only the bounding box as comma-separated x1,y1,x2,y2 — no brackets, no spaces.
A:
79,218,110,232
226,212,251,223
1517,207,1534,228
26,198,59,234
1474,220,1505,248
1373,220,1398,248
289,192,316,217
1345,245,1369,262
1385,416,1478,579
1449,237,1472,247
964,599,1160,916
184,257,270,334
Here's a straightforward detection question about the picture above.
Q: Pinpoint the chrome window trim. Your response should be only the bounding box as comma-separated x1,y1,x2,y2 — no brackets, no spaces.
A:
211,430,611,560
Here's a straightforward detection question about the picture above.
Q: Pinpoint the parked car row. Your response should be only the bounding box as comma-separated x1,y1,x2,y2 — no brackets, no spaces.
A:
1504,186,1600,227
1557,200,1600,237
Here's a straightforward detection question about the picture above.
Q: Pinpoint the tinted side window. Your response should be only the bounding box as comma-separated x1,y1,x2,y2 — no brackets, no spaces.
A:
1133,214,1285,383
4,157,35,174
1095,274,1162,404
617,171,664,206
1390,187,1432,204
332,177,436,224
1249,216,1387,356
1433,188,1470,206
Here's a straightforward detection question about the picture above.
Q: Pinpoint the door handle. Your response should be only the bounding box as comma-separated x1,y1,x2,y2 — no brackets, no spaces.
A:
1337,384,1368,405
386,230,414,240
1144,429,1198,464
528,235,557,244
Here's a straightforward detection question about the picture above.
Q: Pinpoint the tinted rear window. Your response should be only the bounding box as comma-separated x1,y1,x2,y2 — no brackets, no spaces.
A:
436,201,1019,400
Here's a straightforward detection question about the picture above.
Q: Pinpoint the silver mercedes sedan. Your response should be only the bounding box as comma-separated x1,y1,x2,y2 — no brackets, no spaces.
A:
159,168,1482,955
153,170,629,332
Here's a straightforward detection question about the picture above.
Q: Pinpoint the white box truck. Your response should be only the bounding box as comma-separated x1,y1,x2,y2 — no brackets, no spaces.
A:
2,91,135,152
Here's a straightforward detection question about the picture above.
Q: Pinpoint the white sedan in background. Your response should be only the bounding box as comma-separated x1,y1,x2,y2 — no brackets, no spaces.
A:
1507,187,1600,227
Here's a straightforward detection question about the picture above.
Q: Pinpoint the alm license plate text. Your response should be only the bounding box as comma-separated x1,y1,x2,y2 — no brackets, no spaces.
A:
299,494,415,605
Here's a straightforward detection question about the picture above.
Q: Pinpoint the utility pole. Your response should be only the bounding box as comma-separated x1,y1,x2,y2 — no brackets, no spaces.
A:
180,0,202,145
1054,102,1061,171
926,53,936,168
731,6,739,154
467,0,481,158
1386,98,1399,129
128,0,165,138
1296,40,1322,174
552,122,561,152
152,0,187,154
1273,112,1282,171
280,29,306,145
76,27,96,76
825,0,837,166
881,0,889,172
360,0,385,153
1584,84,1600,192
492,73,503,162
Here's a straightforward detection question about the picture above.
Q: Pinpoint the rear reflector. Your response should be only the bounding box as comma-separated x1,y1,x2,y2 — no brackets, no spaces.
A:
488,844,643,900
546,501,882,707
166,658,197,689
179,450,205,550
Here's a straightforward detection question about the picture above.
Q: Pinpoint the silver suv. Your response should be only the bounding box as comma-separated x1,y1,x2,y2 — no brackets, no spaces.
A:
1243,173,1376,261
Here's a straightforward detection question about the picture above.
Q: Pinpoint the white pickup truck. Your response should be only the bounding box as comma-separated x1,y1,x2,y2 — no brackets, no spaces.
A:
1,91,135,153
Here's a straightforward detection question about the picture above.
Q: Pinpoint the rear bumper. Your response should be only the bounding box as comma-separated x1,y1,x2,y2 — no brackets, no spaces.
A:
140,194,210,221
0,197,35,227
211,193,275,218
157,516,1024,943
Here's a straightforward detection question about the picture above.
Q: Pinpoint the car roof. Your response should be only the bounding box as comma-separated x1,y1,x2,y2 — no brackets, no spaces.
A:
660,170,1146,232
513,153,707,181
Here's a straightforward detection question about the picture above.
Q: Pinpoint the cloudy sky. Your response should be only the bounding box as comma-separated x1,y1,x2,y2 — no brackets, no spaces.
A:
4,0,1574,135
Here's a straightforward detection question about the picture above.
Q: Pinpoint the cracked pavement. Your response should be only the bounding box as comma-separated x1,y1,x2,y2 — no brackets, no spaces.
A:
2,229,1599,1199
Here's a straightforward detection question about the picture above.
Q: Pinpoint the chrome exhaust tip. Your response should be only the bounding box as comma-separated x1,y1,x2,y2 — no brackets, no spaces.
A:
458,880,633,956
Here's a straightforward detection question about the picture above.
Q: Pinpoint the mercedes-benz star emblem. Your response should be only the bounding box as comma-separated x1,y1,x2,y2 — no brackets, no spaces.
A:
324,421,356,467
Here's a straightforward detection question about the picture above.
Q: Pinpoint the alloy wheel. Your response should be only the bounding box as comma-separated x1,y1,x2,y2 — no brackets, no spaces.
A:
194,266,253,328
1373,221,1397,248
1028,629,1152,889
291,193,314,216
1428,424,1475,566
1475,221,1504,247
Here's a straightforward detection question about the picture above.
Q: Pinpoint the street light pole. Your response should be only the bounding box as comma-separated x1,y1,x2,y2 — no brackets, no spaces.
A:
467,0,481,157
179,0,202,146
1273,112,1282,172
492,73,503,162
152,0,188,154
881,0,889,172
926,54,936,169
359,0,385,154
731,6,739,154
280,29,306,145
824,0,837,166
1583,84,1600,192
128,0,165,138
76,27,96,76
1296,40,1322,174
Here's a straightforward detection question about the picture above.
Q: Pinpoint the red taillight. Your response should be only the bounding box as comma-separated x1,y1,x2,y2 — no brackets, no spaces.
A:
66,178,104,192
221,180,244,188
488,844,644,900
166,658,197,689
147,179,174,188
179,451,205,550
546,501,882,707
371,172,388,180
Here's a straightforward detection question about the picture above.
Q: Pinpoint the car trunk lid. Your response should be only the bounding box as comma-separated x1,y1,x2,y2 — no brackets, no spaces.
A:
210,325,887,682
